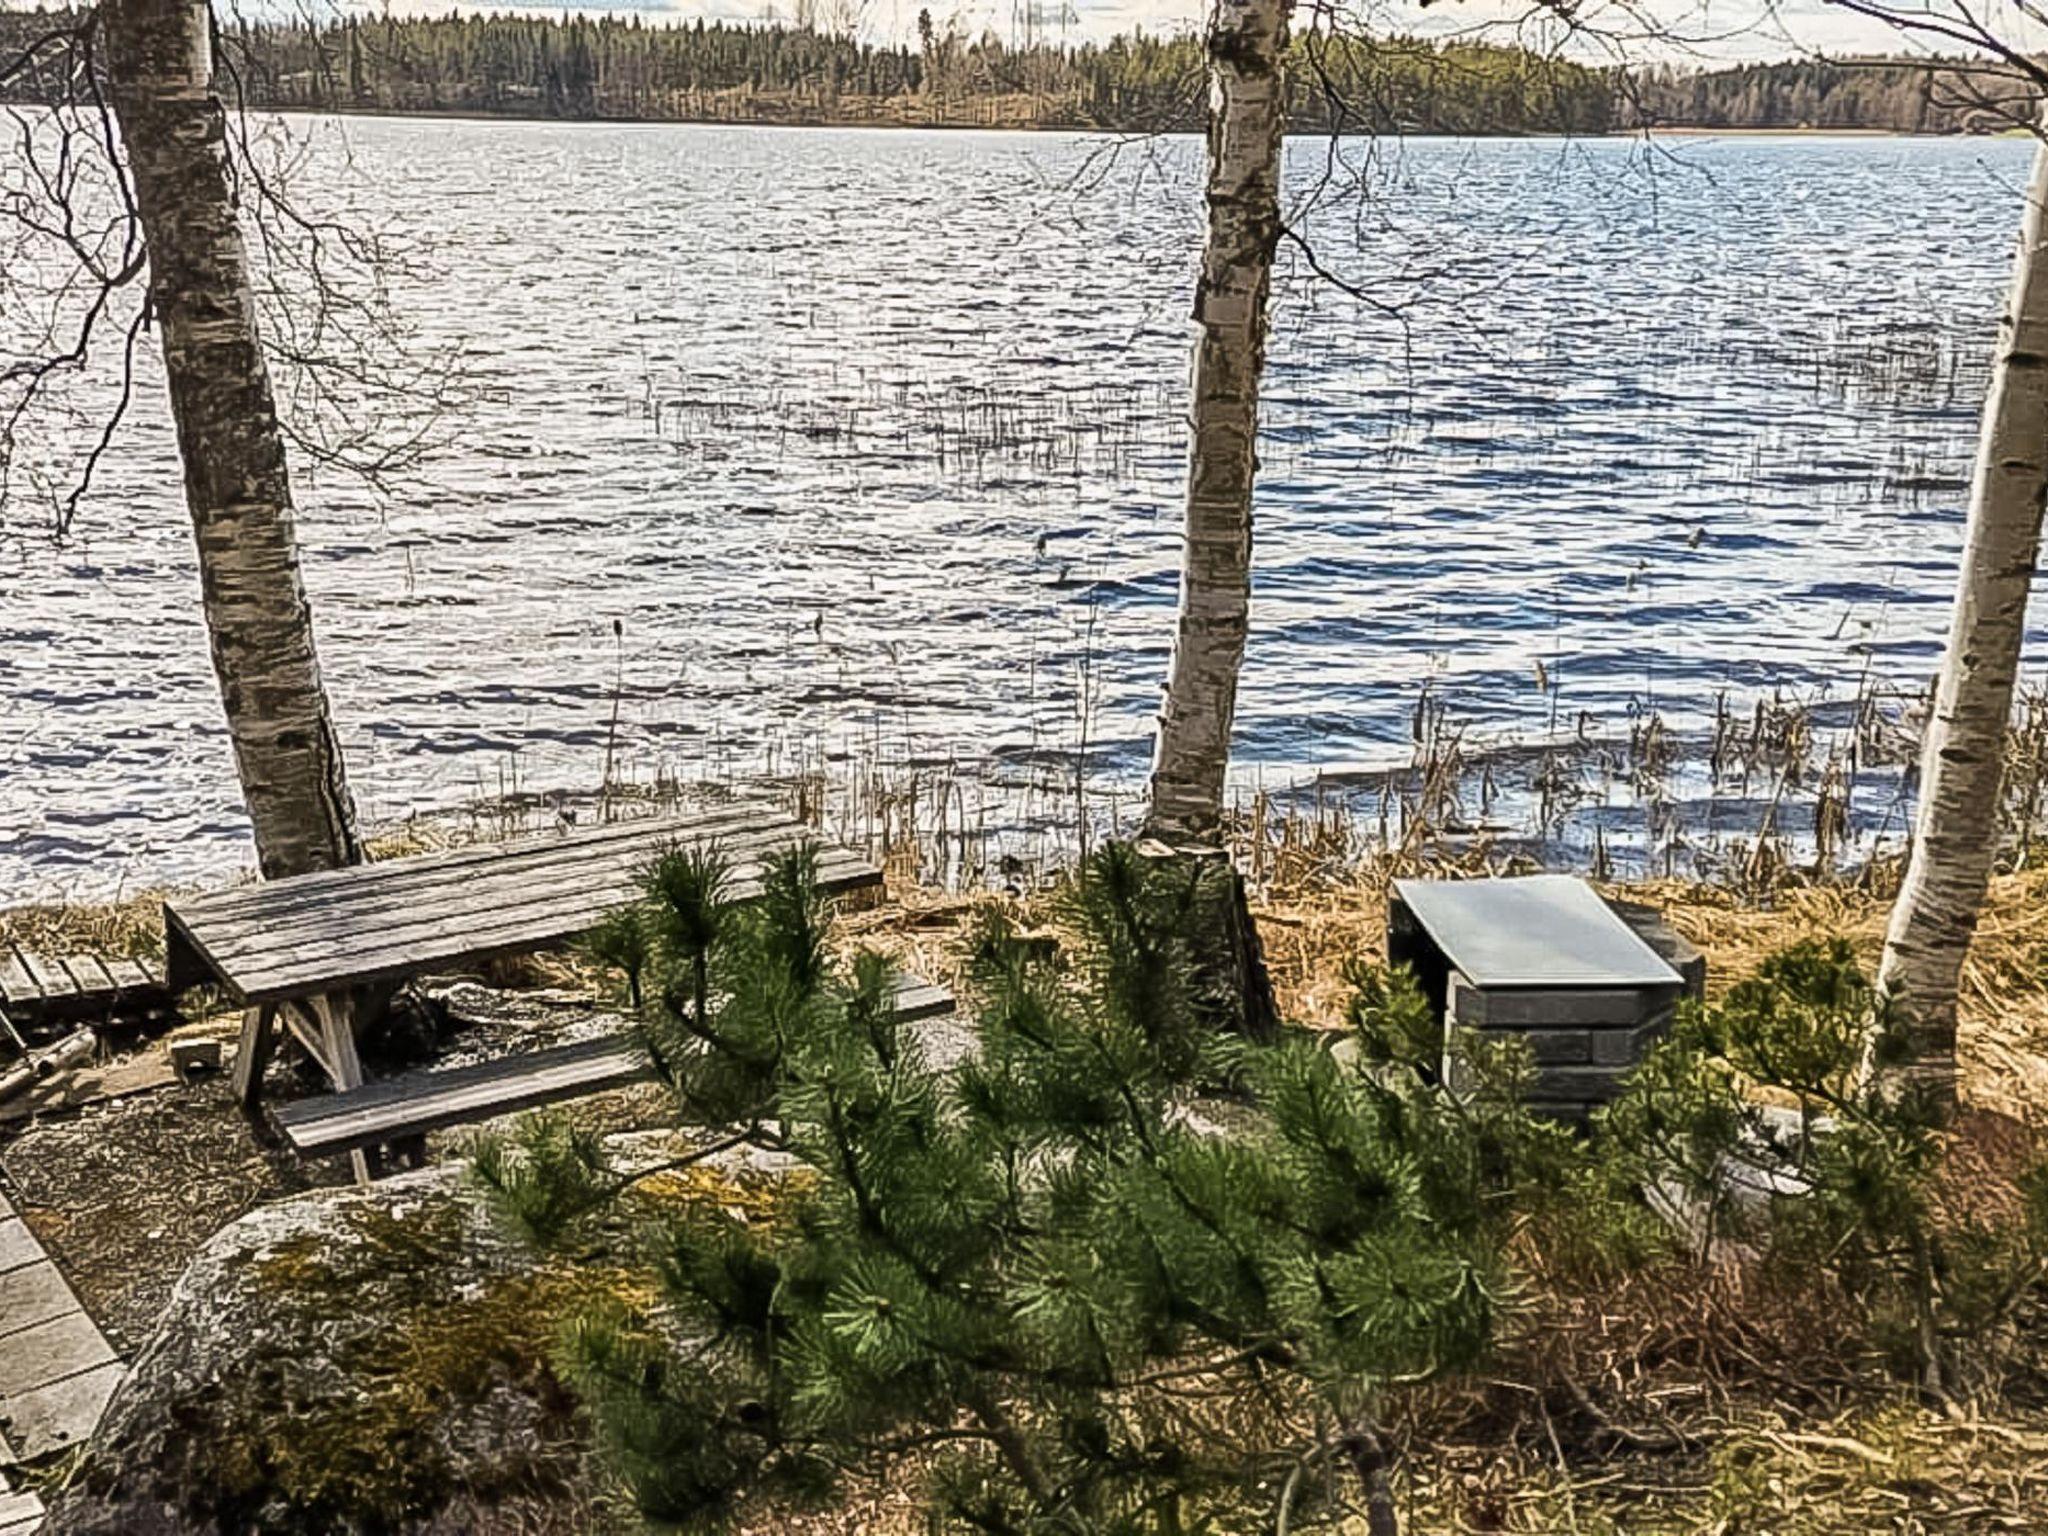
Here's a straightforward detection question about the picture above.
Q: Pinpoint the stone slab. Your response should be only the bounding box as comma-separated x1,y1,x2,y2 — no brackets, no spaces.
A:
0,1360,120,1461
1394,876,1681,988
1451,978,1659,1028
1590,1016,1672,1067
0,1312,115,1399
1609,900,1708,1000
0,1190,12,1219
0,1267,75,1344
1527,1065,1635,1101
0,1226,35,1279
1523,1029,1594,1066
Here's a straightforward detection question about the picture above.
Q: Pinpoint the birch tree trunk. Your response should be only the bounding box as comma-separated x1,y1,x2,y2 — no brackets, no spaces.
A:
103,0,361,878
1144,0,1292,843
1876,126,2048,1109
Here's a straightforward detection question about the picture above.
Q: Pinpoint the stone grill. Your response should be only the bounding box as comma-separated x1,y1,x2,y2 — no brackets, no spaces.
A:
1388,876,1706,1117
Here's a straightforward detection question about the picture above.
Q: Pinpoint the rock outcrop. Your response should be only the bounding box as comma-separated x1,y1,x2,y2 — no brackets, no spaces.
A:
44,1164,594,1535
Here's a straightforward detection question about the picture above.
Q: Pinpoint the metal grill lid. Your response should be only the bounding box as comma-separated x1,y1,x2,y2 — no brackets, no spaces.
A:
1391,875,1682,989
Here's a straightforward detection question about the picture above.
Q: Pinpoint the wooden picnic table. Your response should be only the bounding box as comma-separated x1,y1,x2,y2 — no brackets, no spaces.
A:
162,802,882,1125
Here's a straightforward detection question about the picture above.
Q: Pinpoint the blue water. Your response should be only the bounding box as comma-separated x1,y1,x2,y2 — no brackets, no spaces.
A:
0,123,2036,895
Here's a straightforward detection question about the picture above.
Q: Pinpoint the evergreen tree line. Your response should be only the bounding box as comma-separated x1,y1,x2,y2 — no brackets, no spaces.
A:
1624,57,2031,133
0,6,2025,134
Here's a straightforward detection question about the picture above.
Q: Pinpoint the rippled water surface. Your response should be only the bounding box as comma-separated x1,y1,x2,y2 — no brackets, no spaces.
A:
1,123,2039,896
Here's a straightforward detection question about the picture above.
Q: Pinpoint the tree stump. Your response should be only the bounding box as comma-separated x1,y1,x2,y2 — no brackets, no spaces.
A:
1134,838,1280,1043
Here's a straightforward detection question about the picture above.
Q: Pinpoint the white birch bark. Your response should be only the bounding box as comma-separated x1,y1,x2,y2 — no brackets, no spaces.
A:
1876,125,2048,1107
103,0,361,878
1144,0,1292,843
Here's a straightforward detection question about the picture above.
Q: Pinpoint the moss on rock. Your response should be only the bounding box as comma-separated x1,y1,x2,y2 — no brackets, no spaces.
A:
44,1165,687,1535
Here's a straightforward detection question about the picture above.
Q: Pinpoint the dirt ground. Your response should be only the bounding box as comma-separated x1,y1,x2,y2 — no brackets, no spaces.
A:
0,973,660,1354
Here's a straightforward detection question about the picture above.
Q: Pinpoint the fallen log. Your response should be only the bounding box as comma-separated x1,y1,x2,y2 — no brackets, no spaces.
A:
0,1026,97,1105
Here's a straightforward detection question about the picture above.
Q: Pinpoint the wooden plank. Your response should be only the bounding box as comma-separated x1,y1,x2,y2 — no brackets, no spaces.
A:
278,975,954,1158
0,942,166,1026
182,798,790,921
0,1266,77,1343
17,955,75,1004
46,956,89,1000
180,815,824,962
188,820,843,966
0,1223,39,1278
174,829,842,980
0,1053,178,1126
162,814,802,994
78,955,120,995
0,1489,45,1536
278,1039,651,1155
213,848,880,982
280,1003,336,1081
177,803,791,925
0,949,36,1007
0,1360,120,1462
275,1032,642,1130
888,981,955,1024
231,1005,279,1110
112,958,157,993
209,852,880,1003
0,1313,115,1399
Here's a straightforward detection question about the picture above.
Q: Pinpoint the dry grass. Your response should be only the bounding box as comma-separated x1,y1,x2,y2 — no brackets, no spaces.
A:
1239,856,2048,1126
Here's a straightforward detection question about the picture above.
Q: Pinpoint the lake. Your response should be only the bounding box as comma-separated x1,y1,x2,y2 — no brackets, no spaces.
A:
0,122,2037,897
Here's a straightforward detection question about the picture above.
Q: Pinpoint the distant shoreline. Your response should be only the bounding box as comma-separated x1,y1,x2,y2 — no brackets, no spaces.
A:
247,103,1993,140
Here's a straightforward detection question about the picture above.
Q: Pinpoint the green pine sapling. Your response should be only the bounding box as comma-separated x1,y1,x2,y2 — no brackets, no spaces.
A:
478,843,1595,1534
1599,937,2048,1397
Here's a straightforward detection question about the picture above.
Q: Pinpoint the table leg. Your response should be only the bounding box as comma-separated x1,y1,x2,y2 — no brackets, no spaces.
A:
281,1001,336,1081
231,1004,279,1112
310,993,374,1186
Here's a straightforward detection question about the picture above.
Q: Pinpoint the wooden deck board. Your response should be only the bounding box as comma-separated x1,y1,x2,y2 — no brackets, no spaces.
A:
0,1266,75,1344
0,1313,115,1400
0,1488,44,1536
0,1362,120,1462
0,1223,38,1278
0,1203,122,1476
0,940,167,1031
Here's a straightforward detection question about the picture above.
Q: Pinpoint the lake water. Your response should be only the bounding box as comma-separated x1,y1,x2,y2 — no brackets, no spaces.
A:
0,122,2038,897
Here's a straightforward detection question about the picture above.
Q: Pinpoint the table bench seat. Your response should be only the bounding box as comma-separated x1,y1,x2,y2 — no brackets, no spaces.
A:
275,973,955,1160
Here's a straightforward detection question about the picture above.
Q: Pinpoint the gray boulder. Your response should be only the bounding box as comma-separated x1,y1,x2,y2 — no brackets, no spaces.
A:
43,1164,596,1536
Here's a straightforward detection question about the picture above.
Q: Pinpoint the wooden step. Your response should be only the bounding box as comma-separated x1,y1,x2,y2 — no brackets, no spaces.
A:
0,1485,45,1536
0,1188,121,1473
0,943,170,1035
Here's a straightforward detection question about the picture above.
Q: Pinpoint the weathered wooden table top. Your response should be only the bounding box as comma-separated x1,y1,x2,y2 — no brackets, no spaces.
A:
163,802,880,1004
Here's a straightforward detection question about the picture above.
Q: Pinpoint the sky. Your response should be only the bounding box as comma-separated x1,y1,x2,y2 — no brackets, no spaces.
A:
352,0,2046,64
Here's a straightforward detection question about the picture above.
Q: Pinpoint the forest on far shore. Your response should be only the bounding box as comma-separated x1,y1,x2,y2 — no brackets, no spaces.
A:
0,6,2027,135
